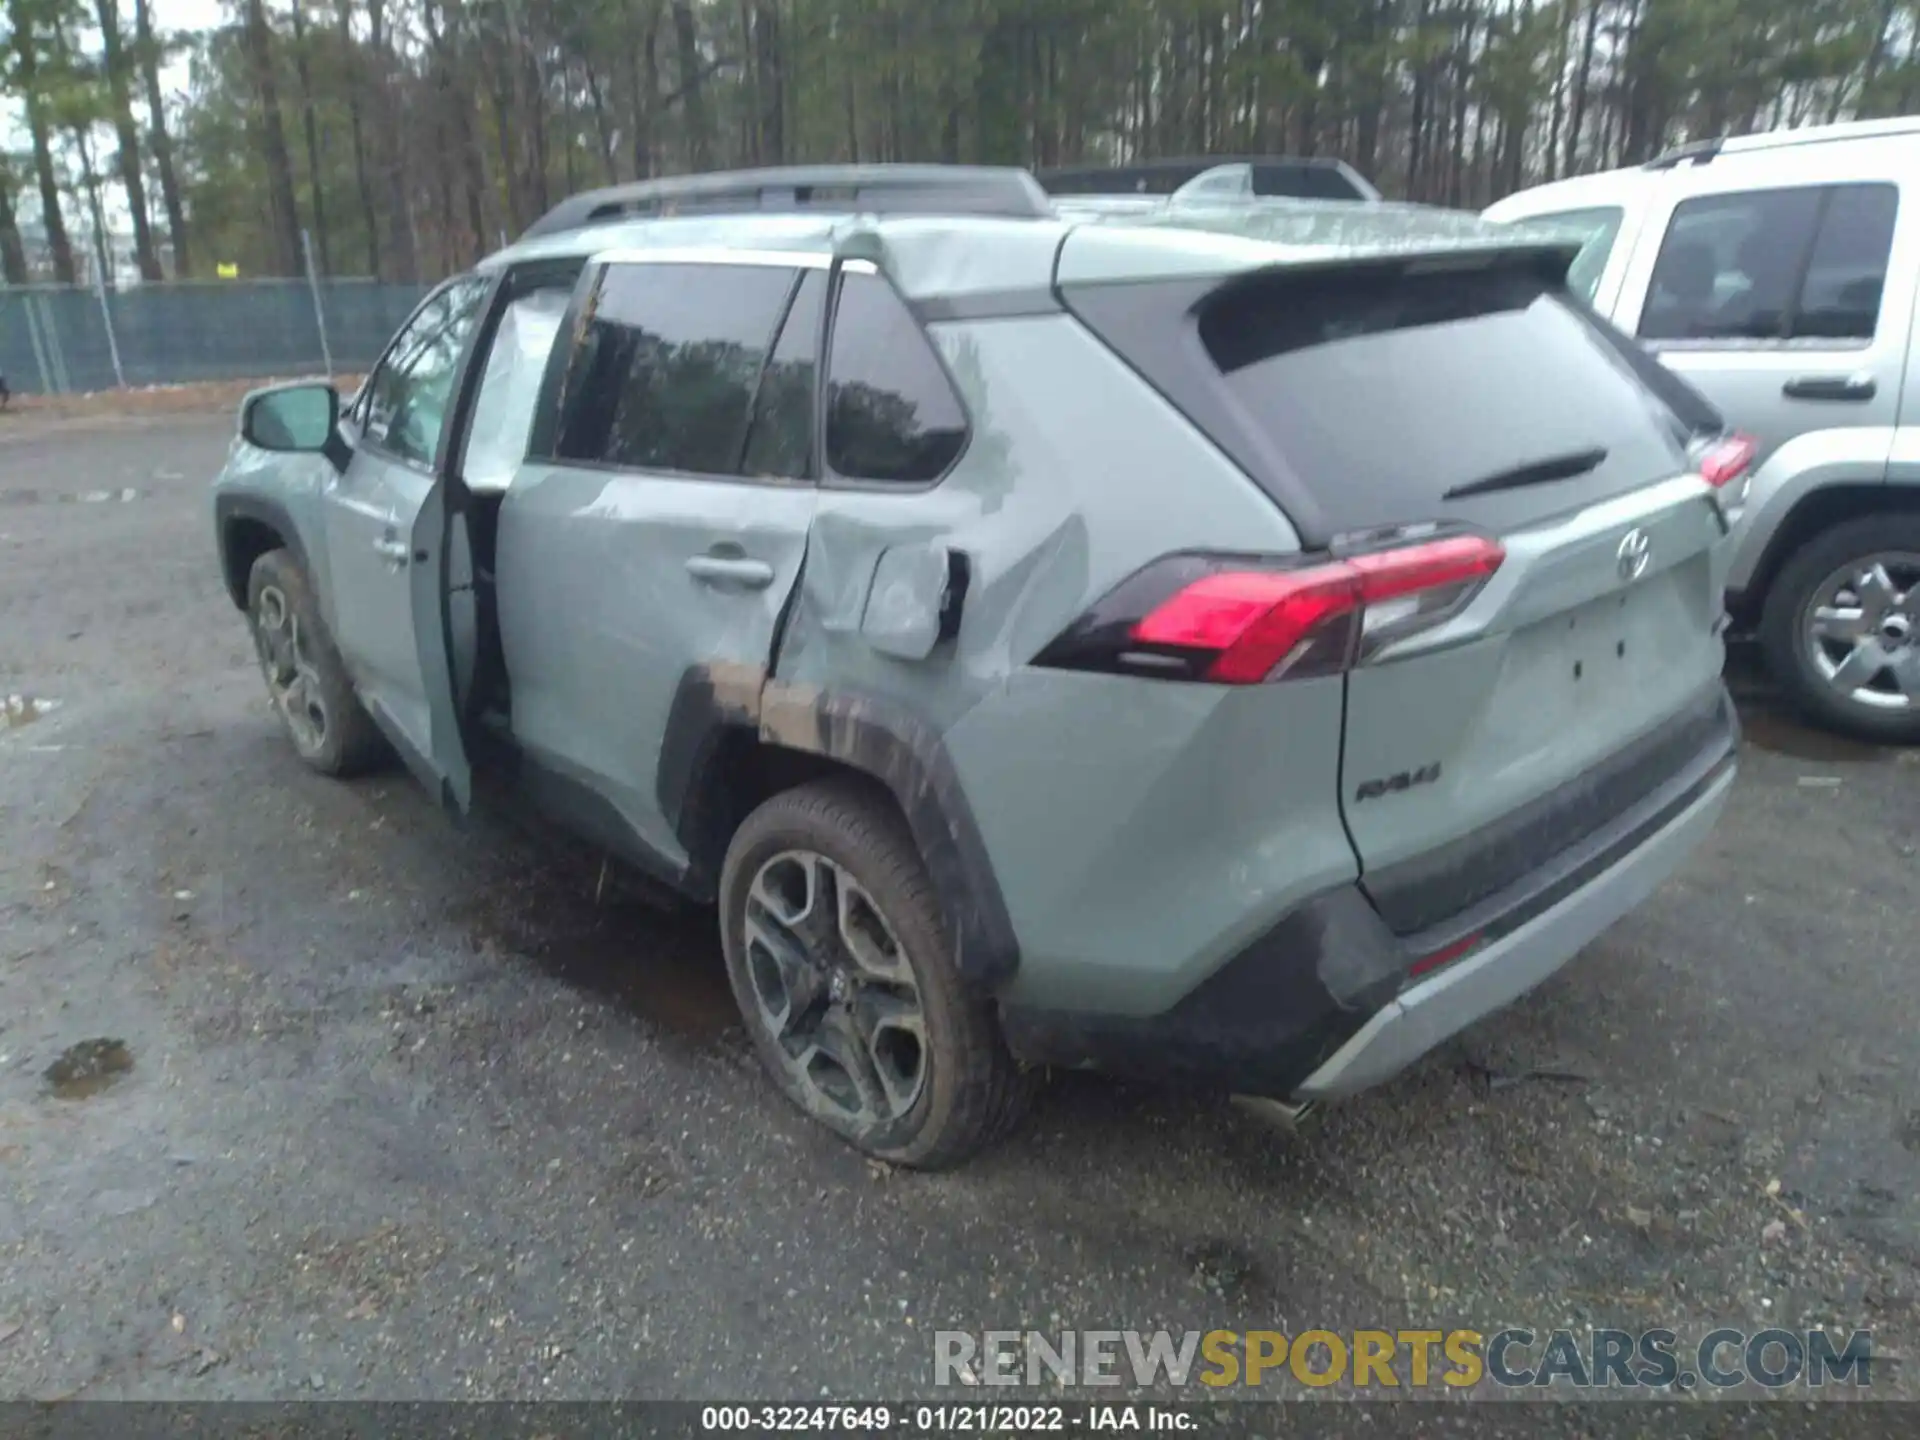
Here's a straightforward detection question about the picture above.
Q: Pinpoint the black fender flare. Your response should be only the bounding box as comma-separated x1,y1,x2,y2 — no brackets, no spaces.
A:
658,668,1021,991
215,492,311,610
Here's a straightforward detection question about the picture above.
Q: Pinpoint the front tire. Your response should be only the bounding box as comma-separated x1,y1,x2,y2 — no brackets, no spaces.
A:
246,548,388,775
719,779,1032,1169
1759,514,1920,745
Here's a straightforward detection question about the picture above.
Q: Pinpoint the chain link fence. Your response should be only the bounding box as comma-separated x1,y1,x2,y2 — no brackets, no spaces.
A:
0,278,431,397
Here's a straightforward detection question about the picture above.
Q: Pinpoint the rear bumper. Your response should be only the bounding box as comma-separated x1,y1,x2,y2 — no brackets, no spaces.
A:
1001,683,1738,1100
1295,760,1732,1098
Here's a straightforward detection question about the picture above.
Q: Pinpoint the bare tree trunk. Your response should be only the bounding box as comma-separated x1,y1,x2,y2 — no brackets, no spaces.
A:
287,0,331,274
70,122,114,285
843,55,859,162
7,0,77,283
525,50,550,215
1408,0,1431,199
334,0,380,277
1567,0,1600,176
1447,13,1474,206
1355,0,1389,182
583,64,622,182
242,0,305,276
755,0,784,164
132,0,189,275
670,0,711,167
1857,0,1900,111
488,35,525,232
0,166,29,283
453,12,492,256
1472,93,1490,204
367,0,417,282
94,0,162,279
1545,0,1571,183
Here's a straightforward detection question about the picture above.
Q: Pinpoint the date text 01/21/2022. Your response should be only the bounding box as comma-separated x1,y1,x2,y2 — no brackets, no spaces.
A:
698,1405,1195,1432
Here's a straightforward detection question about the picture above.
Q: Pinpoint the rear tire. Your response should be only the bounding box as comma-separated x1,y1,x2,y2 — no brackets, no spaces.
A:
719,779,1032,1169
1759,514,1920,745
246,548,389,775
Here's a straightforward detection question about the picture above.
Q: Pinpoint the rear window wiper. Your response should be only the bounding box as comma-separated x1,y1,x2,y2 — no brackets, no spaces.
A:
1443,446,1608,501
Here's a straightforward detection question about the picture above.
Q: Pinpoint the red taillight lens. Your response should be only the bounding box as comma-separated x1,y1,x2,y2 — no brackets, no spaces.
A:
1132,568,1359,683
1118,534,1505,685
1696,432,1756,491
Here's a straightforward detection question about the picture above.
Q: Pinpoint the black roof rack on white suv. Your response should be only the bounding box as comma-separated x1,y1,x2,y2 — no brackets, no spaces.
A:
1642,115,1920,170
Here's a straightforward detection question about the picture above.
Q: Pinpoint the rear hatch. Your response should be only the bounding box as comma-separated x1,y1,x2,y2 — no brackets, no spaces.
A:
1060,241,1736,939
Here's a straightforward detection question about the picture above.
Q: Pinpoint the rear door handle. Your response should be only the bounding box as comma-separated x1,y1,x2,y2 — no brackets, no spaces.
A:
685,554,776,589
373,537,411,565
1783,373,1877,402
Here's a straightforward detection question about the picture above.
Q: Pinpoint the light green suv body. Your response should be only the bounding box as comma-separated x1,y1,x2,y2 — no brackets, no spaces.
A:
212,166,1739,1166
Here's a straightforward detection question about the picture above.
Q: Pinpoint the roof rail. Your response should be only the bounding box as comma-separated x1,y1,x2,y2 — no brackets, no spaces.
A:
1644,115,1920,170
1643,138,1725,170
518,164,1052,240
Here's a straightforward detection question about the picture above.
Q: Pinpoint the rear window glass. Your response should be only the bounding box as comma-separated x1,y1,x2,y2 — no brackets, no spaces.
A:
1199,265,1690,529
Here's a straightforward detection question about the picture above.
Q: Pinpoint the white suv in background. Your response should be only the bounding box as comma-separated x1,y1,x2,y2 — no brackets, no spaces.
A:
1486,117,1920,743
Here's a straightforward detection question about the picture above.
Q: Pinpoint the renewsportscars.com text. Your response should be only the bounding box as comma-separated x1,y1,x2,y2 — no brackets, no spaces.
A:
934,1327,1875,1391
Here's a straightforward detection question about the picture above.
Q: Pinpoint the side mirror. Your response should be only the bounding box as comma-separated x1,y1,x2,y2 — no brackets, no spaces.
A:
241,382,340,454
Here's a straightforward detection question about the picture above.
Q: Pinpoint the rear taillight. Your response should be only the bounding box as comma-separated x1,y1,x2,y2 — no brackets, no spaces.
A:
1695,432,1757,508
1035,533,1505,685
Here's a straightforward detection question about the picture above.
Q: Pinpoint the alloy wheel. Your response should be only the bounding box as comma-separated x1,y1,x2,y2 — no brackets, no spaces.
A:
252,584,330,755
1800,552,1920,714
740,849,929,1133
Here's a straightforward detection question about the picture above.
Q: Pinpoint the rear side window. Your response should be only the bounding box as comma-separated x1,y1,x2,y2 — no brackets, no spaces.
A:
1796,185,1898,340
1503,206,1624,301
825,271,968,484
548,262,796,476
1639,183,1897,343
1197,264,1690,532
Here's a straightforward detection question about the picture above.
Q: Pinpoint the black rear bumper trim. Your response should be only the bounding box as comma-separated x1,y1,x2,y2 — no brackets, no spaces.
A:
1000,883,1402,1100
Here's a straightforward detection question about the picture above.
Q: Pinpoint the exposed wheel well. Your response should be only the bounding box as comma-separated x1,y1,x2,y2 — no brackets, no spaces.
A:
1733,484,1920,630
681,727,910,898
221,516,287,610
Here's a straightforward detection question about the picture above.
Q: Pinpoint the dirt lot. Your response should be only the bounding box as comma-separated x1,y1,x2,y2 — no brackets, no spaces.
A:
2,409,1918,1417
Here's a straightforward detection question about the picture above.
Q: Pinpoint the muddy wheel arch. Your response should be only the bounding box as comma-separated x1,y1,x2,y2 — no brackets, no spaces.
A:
658,669,1021,992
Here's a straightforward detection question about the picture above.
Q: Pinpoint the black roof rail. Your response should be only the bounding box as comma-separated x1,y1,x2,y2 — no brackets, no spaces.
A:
518,164,1052,241
1642,138,1726,170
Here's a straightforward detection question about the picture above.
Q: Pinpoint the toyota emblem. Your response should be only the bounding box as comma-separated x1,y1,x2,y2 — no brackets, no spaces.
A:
1616,527,1652,583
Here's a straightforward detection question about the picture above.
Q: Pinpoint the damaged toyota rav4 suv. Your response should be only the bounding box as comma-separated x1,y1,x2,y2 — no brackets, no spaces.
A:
212,165,1742,1168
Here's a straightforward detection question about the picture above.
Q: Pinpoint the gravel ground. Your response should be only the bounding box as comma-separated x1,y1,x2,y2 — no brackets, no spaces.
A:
1,411,1917,1419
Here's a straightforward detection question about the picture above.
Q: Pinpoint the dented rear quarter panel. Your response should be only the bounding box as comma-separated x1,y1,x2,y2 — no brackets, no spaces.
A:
773,309,1362,1016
